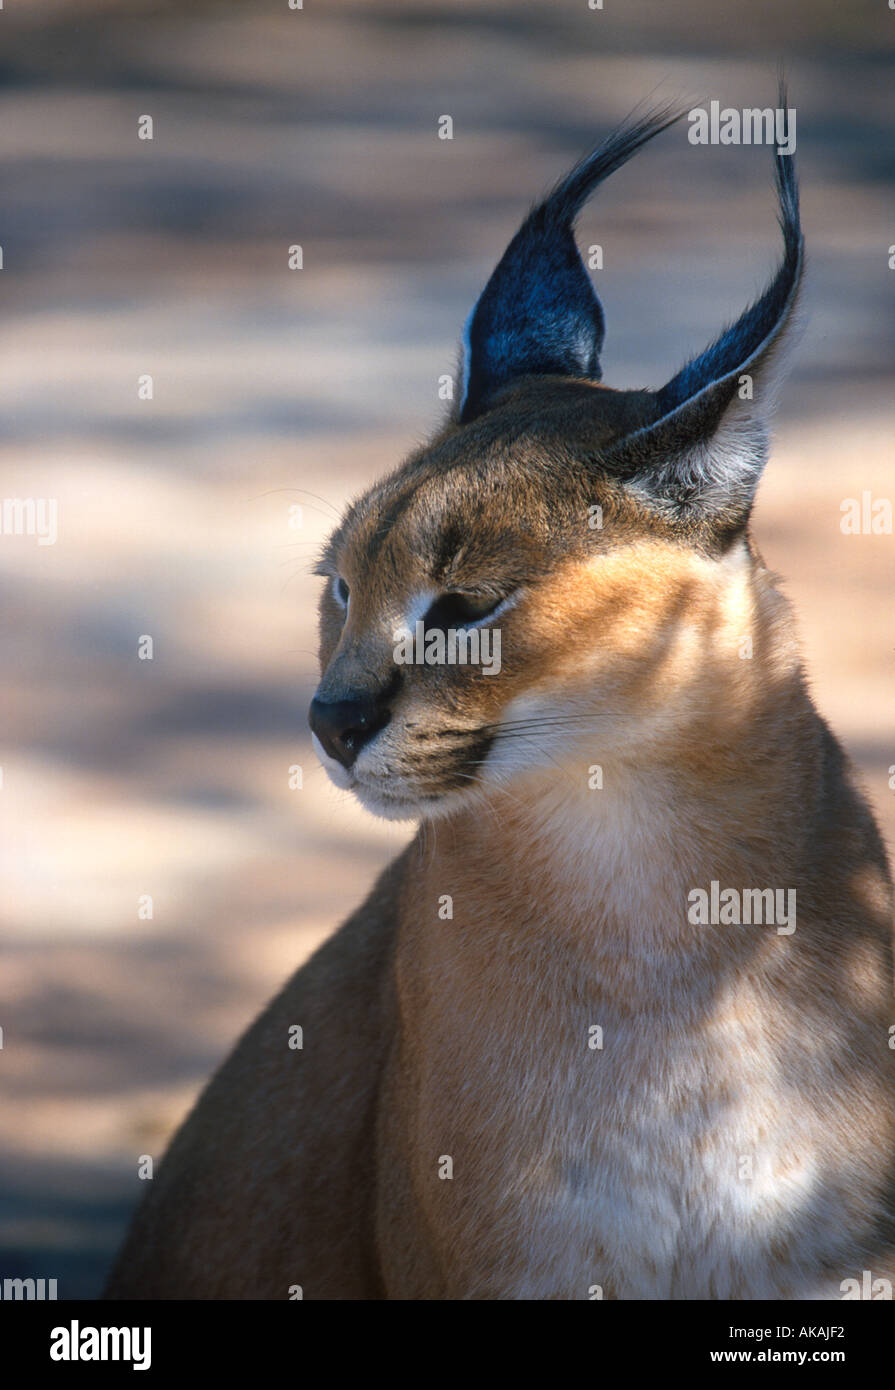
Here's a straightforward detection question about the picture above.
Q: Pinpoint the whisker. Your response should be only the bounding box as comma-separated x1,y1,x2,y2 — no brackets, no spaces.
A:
246,486,342,521
485,713,620,731
448,769,528,819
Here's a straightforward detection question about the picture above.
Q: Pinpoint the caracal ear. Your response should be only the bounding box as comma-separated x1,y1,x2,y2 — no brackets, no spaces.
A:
457,107,684,424
608,84,804,544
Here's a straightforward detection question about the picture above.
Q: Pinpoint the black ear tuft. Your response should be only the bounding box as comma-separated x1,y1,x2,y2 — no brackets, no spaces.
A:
607,81,804,538
656,135,801,417
458,107,685,424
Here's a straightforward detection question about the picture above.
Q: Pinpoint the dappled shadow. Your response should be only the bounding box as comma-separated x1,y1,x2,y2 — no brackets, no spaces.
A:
0,0,892,1297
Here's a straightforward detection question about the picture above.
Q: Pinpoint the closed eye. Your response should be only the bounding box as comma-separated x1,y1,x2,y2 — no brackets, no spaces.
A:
424,590,514,630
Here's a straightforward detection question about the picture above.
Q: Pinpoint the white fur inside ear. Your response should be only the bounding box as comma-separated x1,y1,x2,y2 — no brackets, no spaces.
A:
626,280,803,519
628,402,769,519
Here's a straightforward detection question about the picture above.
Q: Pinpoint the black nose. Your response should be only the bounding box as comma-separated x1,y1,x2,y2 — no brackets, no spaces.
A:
308,694,391,770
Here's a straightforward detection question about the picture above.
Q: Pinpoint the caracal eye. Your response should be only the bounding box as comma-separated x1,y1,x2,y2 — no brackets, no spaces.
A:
424,591,506,630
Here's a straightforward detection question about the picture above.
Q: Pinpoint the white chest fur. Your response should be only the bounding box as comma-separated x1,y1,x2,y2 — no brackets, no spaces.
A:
398,780,854,1301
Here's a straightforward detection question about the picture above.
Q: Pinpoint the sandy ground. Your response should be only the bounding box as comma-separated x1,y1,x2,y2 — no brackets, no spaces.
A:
0,0,892,1296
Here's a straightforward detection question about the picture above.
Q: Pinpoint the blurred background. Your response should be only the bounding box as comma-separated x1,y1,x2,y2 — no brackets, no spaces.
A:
0,0,892,1297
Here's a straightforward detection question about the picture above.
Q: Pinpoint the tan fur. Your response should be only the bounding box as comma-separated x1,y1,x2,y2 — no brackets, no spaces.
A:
105,514,895,1299
105,127,895,1297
